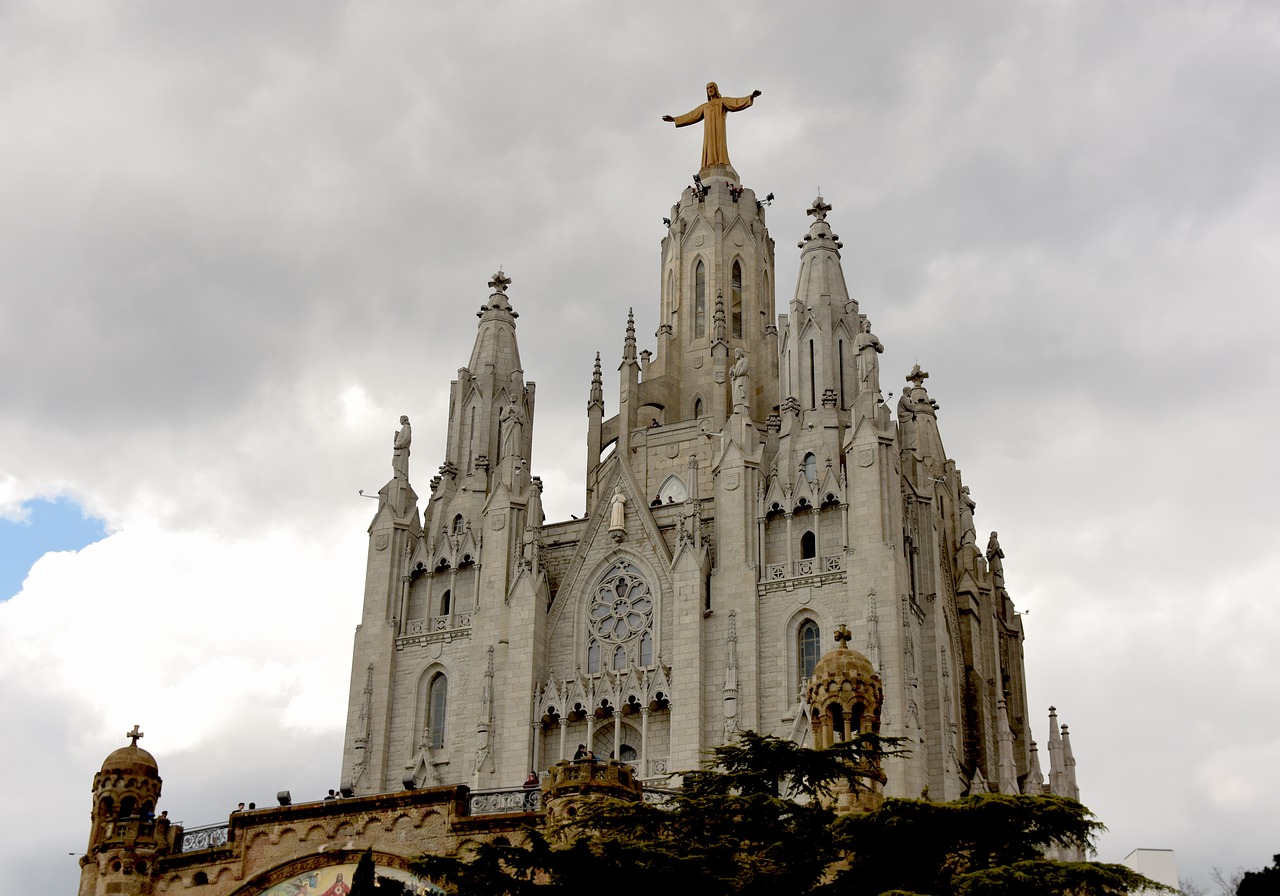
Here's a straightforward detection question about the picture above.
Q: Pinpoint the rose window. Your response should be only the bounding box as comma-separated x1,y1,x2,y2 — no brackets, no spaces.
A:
589,562,653,643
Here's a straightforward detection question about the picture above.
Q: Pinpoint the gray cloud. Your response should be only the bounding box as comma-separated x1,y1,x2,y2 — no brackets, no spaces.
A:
3,1,1278,890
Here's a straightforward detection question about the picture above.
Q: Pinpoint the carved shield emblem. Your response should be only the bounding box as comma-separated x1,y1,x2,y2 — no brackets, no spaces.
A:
725,473,740,491
375,533,389,551
859,447,874,468
491,512,506,530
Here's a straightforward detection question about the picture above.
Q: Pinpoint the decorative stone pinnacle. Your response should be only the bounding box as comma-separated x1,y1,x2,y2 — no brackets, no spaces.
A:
126,724,144,747
807,195,832,222
488,270,512,294
834,623,852,648
905,364,929,388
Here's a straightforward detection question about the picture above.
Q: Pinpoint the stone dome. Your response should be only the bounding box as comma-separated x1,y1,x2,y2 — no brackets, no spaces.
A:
100,743,159,776
809,641,877,690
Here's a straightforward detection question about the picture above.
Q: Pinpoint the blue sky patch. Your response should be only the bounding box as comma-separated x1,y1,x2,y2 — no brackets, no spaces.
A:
0,497,109,600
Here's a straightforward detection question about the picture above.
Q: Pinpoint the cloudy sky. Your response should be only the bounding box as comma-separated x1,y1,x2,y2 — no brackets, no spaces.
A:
3,0,1278,891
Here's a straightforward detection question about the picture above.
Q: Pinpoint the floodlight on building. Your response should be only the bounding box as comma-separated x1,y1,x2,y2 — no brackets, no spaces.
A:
276,791,291,807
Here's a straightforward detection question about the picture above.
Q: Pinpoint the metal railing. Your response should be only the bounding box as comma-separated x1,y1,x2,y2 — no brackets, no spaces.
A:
468,787,542,816
180,823,229,852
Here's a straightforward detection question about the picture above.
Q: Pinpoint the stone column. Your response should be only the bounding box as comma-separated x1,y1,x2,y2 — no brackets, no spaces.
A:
640,707,650,776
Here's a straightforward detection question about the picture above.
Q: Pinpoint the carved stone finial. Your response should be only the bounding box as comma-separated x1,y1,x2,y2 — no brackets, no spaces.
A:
126,724,144,747
488,270,512,294
834,623,852,648
906,364,929,388
807,195,832,221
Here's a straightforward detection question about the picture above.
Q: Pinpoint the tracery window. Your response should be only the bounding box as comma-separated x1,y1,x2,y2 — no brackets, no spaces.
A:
588,561,655,668
803,452,817,483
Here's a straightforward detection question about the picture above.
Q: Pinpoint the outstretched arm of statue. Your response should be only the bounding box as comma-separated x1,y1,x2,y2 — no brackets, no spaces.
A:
722,92,760,112
669,105,706,127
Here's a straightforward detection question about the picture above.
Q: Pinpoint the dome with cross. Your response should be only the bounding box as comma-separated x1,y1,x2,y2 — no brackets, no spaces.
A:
805,624,883,750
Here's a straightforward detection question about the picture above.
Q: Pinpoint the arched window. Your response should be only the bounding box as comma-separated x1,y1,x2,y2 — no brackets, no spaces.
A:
452,514,464,535
428,673,448,750
658,474,687,504
801,531,817,559
613,645,627,670
640,631,653,666
694,260,706,339
439,589,451,617
588,640,601,673
694,396,704,418
803,452,817,483
731,260,743,338
799,620,821,682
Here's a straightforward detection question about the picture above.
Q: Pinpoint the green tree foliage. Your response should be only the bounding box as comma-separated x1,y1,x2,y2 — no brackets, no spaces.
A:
1236,854,1280,896
350,847,377,896
412,731,1168,896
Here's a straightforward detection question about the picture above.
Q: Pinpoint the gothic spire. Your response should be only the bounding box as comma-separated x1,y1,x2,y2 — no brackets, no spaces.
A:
623,308,637,362
589,352,603,407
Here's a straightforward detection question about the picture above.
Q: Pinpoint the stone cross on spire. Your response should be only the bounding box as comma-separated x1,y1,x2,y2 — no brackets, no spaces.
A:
126,724,144,747
834,623,852,648
488,270,511,293
807,195,832,222
905,364,929,388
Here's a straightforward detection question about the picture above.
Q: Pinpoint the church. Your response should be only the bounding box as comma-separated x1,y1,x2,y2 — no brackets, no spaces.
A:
79,86,1080,896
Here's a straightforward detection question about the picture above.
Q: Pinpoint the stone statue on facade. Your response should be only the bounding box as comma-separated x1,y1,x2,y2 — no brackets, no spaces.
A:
663,82,762,172
855,317,884,394
958,485,977,548
986,531,1006,589
609,486,627,531
392,415,411,479
730,348,750,412
499,395,525,459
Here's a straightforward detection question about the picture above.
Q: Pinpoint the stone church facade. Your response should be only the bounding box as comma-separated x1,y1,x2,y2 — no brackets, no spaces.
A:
79,129,1080,896
341,158,1064,804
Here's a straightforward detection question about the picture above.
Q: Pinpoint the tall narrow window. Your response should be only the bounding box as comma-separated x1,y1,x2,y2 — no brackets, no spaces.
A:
801,530,817,559
640,631,653,666
694,260,706,339
731,261,743,338
613,645,627,670
803,453,817,483
428,674,447,750
694,397,704,418
439,589,451,617
588,640,601,673
838,340,846,408
466,405,476,472
799,620,821,681
809,340,817,408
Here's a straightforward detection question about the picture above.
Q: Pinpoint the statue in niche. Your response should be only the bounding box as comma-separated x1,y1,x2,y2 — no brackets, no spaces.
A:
663,82,762,171
609,486,627,531
730,348,750,411
499,395,525,459
392,415,412,479
855,317,884,394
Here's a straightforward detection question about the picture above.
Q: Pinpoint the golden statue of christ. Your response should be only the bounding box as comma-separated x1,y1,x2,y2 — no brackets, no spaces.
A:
663,82,762,173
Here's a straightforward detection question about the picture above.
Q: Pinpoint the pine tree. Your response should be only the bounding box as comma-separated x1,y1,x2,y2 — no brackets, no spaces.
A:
411,731,1170,896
